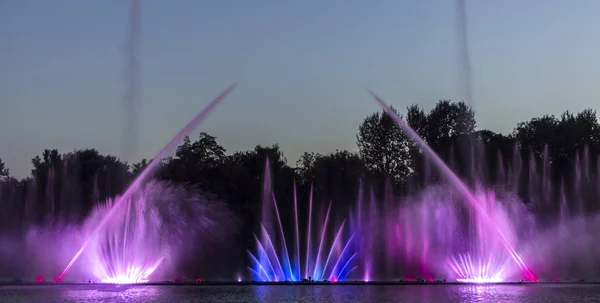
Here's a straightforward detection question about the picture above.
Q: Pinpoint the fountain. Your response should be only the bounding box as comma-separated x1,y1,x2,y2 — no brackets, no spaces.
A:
0,1,237,281
368,90,537,283
84,180,233,284
2,85,600,284
0,181,235,284
45,0,239,282
249,160,357,282
54,83,238,282
121,0,142,162
383,185,535,283
243,106,600,284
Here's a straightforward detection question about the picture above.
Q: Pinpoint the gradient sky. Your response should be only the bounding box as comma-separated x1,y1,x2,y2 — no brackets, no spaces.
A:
1,0,600,178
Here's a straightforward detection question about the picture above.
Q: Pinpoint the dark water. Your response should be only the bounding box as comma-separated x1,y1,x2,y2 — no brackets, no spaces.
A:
1,284,600,303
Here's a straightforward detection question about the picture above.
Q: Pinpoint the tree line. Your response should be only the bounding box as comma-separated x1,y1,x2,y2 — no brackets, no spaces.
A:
1,100,599,239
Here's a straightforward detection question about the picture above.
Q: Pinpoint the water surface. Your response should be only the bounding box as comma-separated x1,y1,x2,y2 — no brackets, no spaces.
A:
1,284,599,303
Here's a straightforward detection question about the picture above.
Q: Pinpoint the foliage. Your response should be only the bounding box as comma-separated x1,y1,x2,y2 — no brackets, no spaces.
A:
0,158,8,180
357,106,411,186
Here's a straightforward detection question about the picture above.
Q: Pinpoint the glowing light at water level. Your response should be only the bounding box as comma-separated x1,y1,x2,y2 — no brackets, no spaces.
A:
448,253,507,283
101,271,153,284
456,277,503,284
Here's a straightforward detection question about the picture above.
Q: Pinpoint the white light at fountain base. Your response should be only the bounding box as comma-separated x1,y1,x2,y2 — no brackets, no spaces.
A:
456,276,503,283
101,276,149,284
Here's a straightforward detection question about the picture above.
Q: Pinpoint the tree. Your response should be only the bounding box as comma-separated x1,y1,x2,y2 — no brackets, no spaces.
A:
306,150,367,209
513,115,559,158
474,130,516,184
229,144,292,204
404,105,429,185
424,100,476,150
406,104,428,140
513,109,600,164
357,106,411,185
295,152,318,186
0,158,8,180
131,158,151,176
27,148,131,221
161,132,228,184
554,109,600,161
401,101,477,186
193,132,227,165
229,144,293,200
31,149,62,176
30,149,63,222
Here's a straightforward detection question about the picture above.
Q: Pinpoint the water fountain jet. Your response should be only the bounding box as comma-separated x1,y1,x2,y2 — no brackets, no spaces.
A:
249,162,357,282
56,83,237,282
368,90,537,282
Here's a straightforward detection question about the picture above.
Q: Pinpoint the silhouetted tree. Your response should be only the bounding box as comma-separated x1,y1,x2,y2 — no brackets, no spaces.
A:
26,149,130,222
513,109,600,166
295,152,318,187
422,100,476,151
513,115,559,158
357,106,411,186
401,100,476,186
229,144,295,208
308,150,367,210
131,158,151,176
0,158,8,180
406,104,428,139
475,130,516,183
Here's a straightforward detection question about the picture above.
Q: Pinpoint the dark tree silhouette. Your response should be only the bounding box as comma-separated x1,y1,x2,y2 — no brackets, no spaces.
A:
401,100,477,186
131,158,151,176
513,115,559,158
422,100,476,150
295,150,367,210
0,158,8,180
295,152,318,186
357,106,411,186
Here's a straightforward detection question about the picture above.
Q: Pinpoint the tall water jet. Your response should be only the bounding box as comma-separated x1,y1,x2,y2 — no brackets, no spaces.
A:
121,0,142,162
456,0,473,106
368,90,537,282
57,83,237,281
257,158,273,276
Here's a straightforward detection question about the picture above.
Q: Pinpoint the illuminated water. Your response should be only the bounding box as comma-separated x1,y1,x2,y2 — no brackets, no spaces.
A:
57,83,237,282
1,284,599,302
250,173,357,282
365,89,600,283
249,95,600,283
83,181,233,283
353,91,532,283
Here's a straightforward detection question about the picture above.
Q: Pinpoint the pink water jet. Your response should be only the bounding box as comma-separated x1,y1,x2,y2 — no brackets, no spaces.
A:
368,90,537,282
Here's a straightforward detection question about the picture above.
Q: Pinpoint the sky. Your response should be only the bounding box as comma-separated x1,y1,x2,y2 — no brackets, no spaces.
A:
1,0,600,178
